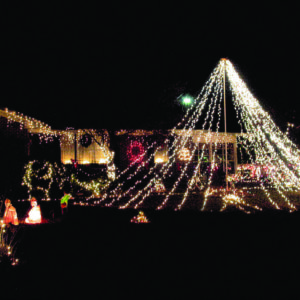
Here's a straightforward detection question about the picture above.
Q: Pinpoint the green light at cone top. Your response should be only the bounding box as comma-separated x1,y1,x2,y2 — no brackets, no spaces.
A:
181,95,193,106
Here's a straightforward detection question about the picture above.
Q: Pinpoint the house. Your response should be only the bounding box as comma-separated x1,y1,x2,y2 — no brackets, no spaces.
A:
0,108,241,174
114,128,240,174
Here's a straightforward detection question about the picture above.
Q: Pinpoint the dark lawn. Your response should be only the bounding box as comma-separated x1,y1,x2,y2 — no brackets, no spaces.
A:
2,202,300,299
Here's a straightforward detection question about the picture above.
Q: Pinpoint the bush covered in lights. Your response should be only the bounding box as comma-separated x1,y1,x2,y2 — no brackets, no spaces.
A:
22,160,112,200
22,160,70,200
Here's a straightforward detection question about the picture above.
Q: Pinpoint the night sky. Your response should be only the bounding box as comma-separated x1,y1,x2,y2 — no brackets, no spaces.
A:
2,3,299,132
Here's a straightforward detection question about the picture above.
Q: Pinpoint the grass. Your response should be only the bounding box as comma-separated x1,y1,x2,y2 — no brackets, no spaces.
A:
94,186,300,213
0,203,19,267
2,201,300,298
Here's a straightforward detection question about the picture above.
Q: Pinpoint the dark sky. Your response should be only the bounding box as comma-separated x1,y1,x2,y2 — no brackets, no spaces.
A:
2,2,299,131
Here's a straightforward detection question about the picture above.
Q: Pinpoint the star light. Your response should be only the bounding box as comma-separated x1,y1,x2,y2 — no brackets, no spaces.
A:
181,94,194,107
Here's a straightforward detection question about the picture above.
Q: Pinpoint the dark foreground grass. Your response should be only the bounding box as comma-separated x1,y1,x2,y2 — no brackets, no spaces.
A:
2,203,300,299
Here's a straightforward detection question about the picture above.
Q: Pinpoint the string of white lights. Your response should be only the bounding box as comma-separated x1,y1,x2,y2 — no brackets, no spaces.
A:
233,99,281,210
96,141,158,205
230,84,281,209
159,62,224,182
227,59,299,211
231,84,286,210
178,65,225,210
106,147,161,208
155,66,223,209
227,60,300,174
158,62,224,210
200,60,229,211
237,110,297,210
118,61,224,210
172,61,225,130
8,58,300,212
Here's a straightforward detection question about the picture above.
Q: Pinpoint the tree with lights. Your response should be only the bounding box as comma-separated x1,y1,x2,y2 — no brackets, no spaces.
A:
100,58,300,213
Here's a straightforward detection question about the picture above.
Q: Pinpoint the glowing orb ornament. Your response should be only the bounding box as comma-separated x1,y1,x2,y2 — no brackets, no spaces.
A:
180,94,194,106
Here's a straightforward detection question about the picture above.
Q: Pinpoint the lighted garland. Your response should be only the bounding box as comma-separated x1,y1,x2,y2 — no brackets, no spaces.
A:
70,174,109,199
0,110,113,164
0,108,57,144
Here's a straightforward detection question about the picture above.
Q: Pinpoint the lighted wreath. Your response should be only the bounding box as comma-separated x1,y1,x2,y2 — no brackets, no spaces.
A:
80,134,92,148
127,140,145,163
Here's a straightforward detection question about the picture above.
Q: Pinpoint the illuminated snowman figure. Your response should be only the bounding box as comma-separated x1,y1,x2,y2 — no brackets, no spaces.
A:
25,198,42,224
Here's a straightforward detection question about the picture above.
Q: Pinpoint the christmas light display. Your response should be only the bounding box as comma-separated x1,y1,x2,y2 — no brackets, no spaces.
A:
112,58,300,212
127,140,146,164
107,164,116,181
178,148,192,161
22,161,69,200
225,59,300,211
96,141,158,207
130,211,150,223
221,193,262,214
113,148,161,209
70,174,109,199
0,108,53,141
105,60,227,210
60,129,113,165
0,109,113,167
0,214,19,266
3,58,300,213
0,221,19,266
153,177,166,193
158,62,225,210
